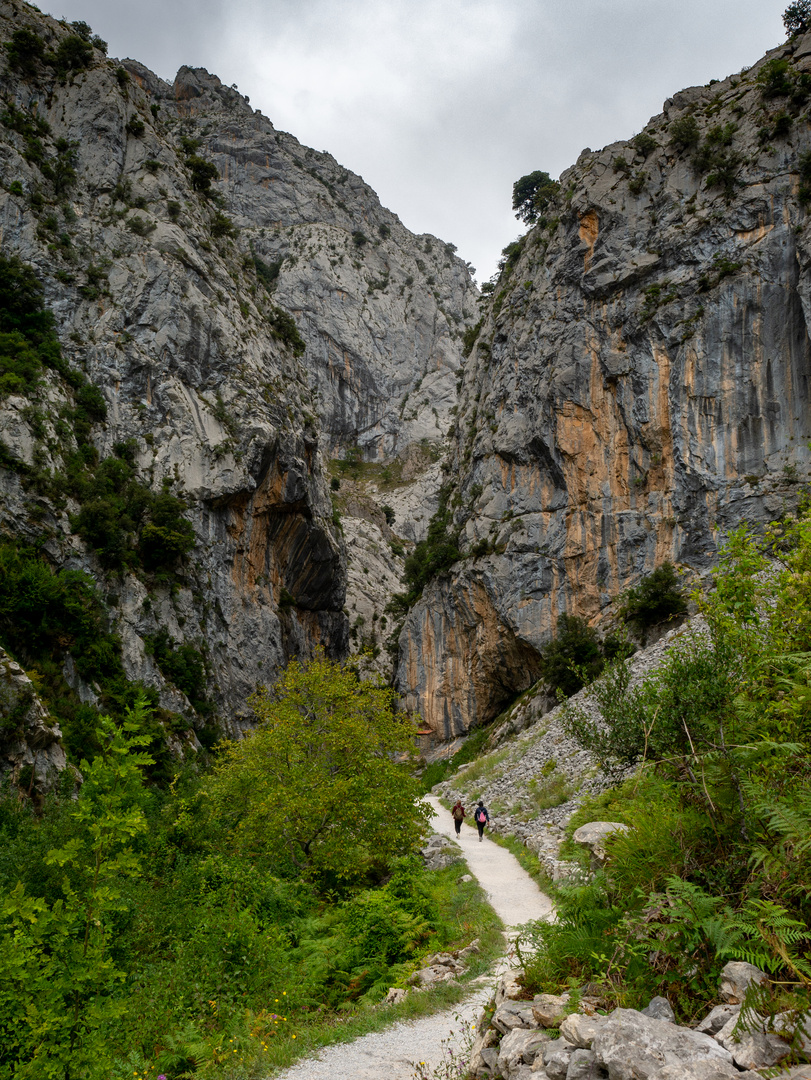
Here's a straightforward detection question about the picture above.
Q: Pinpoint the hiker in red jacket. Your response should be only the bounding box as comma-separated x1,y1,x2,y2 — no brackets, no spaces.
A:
474,800,489,841
451,800,465,835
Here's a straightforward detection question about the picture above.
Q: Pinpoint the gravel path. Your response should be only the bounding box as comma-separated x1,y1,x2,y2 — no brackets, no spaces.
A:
269,796,553,1079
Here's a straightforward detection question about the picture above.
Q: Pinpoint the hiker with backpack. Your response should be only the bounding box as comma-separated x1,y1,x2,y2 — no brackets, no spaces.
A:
474,800,489,841
451,800,465,835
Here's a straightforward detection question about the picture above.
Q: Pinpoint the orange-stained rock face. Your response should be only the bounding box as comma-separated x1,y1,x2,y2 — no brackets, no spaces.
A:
397,39,811,735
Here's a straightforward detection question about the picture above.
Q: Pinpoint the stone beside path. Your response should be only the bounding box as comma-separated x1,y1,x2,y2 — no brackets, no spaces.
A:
267,796,555,1079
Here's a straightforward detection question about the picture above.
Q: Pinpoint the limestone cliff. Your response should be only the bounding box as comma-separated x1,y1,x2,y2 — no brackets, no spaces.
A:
398,34,811,735
0,0,473,769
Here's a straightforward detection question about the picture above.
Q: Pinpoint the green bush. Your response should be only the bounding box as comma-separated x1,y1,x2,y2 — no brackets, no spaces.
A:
512,170,559,225
784,0,811,35
538,613,604,698
144,627,209,709
186,154,219,192
395,484,460,608
53,34,94,74
618,562,687,639
3,27,46,74
267,305,306,355
669,114,700,149
632,132,658,156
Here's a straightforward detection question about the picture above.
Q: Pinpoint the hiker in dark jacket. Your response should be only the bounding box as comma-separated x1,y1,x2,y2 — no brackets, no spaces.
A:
474,800,489,841
451,800,465,835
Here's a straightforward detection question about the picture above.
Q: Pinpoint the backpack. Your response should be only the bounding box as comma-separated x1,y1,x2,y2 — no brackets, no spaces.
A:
475,809,486,824
452,806,464,820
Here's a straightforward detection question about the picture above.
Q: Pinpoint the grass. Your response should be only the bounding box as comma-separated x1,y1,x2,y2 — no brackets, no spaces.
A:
208,860,505,1077
420,726,491,791
452,748,511,789
526,769,574,812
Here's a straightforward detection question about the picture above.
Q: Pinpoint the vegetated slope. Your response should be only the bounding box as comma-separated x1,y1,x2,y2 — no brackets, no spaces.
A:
0,0,475,781
397,30,811,737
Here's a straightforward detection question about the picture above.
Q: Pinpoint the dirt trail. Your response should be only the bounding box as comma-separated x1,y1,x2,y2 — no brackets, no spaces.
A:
269,796,553,1079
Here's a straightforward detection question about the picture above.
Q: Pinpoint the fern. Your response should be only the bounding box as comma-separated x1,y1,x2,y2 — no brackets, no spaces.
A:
718,898,811,982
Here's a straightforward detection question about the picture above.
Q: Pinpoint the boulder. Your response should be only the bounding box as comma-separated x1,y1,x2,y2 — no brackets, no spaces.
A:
591,1008,733,1080
544,1038,577,1080
718,962,767,1005
649,1061,753,1080
469,1027,500,1077
695,1005,740,1036
714,1013,792,1070
384,987,406,1005
566,1048,600,1080
560,1012,608,1048
498,1028,551,1075
533,993,571,1027
642,997,675,1023
496,969,528,1005
492,1000,541,1034
571,823,630,869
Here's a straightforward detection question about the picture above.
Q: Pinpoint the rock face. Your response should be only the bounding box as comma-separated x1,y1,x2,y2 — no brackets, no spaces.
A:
398,35,811,734
0,646,66,789
0,1,473,758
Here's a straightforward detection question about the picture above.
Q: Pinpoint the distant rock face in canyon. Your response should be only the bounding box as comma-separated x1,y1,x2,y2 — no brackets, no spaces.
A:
0,0,474,777
397,34,811,736
5,0,811,769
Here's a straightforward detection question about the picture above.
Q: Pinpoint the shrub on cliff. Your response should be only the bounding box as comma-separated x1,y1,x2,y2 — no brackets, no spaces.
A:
512,170,559,225
784,0,811,36
618,561,687,640
539,613,605,698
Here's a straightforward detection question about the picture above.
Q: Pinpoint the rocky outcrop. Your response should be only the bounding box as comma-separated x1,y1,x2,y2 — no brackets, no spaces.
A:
398,34,811,734
469,963,808,1080
0,646,66,790
0,1,473,755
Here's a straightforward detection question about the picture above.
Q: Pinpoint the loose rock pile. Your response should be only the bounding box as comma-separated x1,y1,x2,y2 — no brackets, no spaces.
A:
470,962,811,1080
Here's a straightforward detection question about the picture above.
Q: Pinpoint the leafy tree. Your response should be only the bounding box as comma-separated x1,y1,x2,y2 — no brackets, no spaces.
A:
186,154,219,192
206,653,430,883
3,28,45,75
512,170,559,225
0,704,153,1078
784,0,811,36
618,562,687,640
538,613,604,698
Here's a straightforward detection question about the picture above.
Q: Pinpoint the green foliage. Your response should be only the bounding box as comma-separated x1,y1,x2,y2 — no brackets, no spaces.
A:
512,170,559,225
206,653,430,883
0,253,64,397
144,627,210,712
395,484,460,608
759,58,794,98
538,517,811,1019
462,318,483,358
632,132,658,157
784,0,811,35
618,562,687,640
0,704,152,1078
3,28,46,74
125,116,145,138
67,449,195,572
254,254,283,289
497,236,526,278
53,34,94,75
352,230,368,247
186,154,219,192
669,114,700,149
539,613,604,698
267,304,306,355
209,210,237,238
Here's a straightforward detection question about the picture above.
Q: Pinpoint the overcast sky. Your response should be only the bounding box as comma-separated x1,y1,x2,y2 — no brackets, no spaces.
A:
45,0,786,281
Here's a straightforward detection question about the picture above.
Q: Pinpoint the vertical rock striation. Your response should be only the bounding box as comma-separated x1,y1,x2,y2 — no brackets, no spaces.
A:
399,35,811,735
